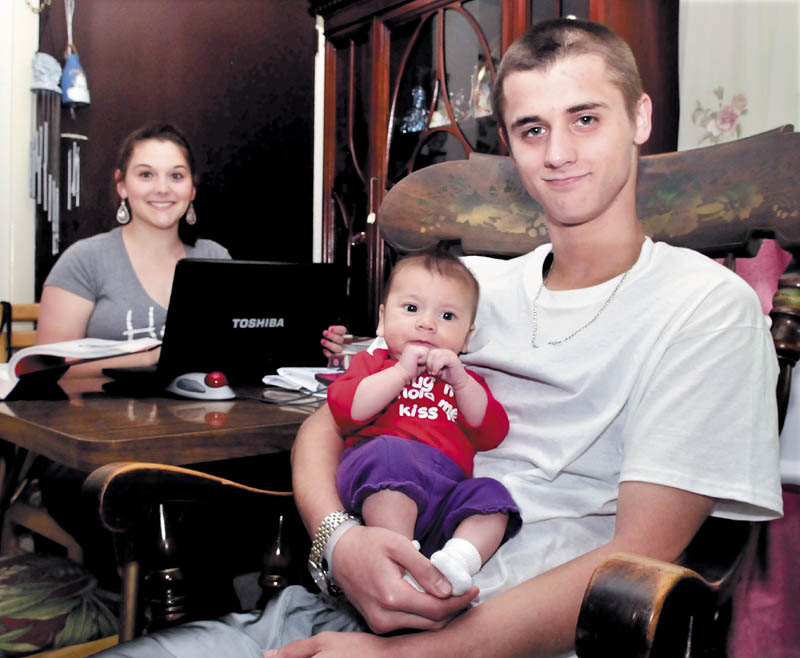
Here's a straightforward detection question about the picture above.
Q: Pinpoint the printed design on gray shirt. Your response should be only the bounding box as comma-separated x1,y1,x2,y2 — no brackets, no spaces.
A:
124,306,165,340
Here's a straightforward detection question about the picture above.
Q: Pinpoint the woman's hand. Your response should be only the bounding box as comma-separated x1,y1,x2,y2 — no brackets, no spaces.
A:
332,525,476,634
321,325,348,358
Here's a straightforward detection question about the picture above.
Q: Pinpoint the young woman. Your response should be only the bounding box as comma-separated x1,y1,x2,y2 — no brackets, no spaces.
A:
37,122,230,375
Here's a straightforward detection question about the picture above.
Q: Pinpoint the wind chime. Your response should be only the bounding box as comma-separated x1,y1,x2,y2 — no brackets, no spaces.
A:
29,52,62,255
29,0,90,256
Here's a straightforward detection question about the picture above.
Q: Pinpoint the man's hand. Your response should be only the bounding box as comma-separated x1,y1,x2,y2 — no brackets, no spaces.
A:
332,525,477,634
268,631,395,658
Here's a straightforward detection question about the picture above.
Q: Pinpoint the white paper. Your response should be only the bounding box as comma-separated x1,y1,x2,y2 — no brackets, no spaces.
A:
262,366,340,395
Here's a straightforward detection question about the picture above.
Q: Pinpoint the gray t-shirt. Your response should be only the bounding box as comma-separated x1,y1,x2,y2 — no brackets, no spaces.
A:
44,227,230,341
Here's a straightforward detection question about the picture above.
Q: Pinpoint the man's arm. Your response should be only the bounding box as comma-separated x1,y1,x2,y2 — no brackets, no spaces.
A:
276,480,713,658
291,405,477,631
416,481,714,658
291,404,345,537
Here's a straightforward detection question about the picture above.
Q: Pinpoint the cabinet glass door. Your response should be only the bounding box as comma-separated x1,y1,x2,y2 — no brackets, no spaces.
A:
328,31,373,334
386,0,502,188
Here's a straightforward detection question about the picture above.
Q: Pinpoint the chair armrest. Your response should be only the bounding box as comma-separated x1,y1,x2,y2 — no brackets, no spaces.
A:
575,518,757,658
82,461,292,533
575,553,714,658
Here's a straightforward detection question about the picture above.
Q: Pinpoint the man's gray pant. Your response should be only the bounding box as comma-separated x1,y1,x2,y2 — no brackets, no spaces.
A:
94,586,366,657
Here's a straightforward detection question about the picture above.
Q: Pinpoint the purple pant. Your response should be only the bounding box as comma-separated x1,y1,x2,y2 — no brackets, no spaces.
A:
336,435,521,556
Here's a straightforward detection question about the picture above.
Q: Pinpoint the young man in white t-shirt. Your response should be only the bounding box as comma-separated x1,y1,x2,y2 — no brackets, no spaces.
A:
93,17,781,658
282,17,782,658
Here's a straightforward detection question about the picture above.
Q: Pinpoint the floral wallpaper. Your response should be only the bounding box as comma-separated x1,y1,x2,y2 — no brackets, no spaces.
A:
691,87,748,144
677,0,799,150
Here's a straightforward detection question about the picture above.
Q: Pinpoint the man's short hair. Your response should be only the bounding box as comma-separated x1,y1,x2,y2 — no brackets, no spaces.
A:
491,17,643,134
385,247,480,322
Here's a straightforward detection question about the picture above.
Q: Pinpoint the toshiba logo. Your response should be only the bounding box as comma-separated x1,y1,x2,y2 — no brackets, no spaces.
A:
232,318,285,328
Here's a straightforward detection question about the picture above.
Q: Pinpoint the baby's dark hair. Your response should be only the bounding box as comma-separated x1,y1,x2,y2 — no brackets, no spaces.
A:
385,247,480,321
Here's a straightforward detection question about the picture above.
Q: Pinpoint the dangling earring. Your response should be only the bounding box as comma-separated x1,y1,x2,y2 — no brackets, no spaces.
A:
116,199,130,224
186,202,197,225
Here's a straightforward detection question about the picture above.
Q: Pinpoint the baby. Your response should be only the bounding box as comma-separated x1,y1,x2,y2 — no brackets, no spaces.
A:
328,249,520,595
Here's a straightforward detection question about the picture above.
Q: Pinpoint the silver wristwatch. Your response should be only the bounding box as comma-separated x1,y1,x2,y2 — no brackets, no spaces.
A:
307,510,359,596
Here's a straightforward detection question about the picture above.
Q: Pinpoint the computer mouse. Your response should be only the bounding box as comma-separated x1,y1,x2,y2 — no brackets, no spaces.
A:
165,371,236,400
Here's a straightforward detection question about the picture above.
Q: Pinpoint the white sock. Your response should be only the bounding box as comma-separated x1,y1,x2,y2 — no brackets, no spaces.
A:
403,539,424,591
430,538,482,596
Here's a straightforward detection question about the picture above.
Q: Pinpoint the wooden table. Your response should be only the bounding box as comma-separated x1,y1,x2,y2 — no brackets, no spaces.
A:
0,378,317,473
0,378,320,638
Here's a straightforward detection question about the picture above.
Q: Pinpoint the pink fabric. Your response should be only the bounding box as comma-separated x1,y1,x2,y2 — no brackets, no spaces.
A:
724,239,792,313
729,487,800,658
724,240,799,657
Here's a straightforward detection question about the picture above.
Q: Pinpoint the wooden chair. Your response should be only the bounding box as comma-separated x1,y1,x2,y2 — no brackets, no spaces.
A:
80,126,800,655
0,305,113,658
82,463,295,642
0,301,40,362
0,301,85,576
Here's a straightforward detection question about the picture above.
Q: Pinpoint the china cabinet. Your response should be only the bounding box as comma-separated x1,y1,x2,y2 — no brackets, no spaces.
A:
309,0,678,333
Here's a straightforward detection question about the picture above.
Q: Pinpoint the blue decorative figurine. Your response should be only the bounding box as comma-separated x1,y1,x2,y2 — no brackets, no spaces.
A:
400,85,429,133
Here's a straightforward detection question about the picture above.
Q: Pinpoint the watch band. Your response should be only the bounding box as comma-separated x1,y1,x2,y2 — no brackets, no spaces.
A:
322,519,361,575
308,510,359,595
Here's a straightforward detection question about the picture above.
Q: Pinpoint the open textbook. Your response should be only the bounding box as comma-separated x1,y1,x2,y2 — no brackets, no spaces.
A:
0,337,161,400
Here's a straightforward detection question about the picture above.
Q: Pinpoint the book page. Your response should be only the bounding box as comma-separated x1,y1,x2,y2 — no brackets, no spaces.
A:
2,337,162,397
0,365,15,399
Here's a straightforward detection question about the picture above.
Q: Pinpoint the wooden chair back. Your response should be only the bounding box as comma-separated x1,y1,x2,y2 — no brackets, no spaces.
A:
377,126,800,657
379,126,800,257
0,302,40,362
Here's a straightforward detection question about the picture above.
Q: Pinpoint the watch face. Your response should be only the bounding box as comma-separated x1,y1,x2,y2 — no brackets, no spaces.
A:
308,558,329,593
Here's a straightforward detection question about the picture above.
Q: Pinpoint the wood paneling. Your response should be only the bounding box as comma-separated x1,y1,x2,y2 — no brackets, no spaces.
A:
590,0,680,156
36,0,316,293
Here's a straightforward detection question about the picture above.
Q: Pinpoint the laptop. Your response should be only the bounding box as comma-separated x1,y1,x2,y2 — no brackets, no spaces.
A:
105,258,347,389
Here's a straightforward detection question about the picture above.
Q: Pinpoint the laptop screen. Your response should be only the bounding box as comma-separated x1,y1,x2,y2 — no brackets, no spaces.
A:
157,258,347,385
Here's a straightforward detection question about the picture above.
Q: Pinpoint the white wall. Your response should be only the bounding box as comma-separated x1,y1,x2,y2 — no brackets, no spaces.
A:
312,14,325,264
0,2,38,303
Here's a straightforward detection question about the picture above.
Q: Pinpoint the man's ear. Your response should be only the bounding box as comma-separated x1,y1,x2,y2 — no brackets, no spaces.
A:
633,93,653,146
376,304,386,337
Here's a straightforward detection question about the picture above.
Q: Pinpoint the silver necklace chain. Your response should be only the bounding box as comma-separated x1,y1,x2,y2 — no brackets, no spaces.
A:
530,267,630,348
